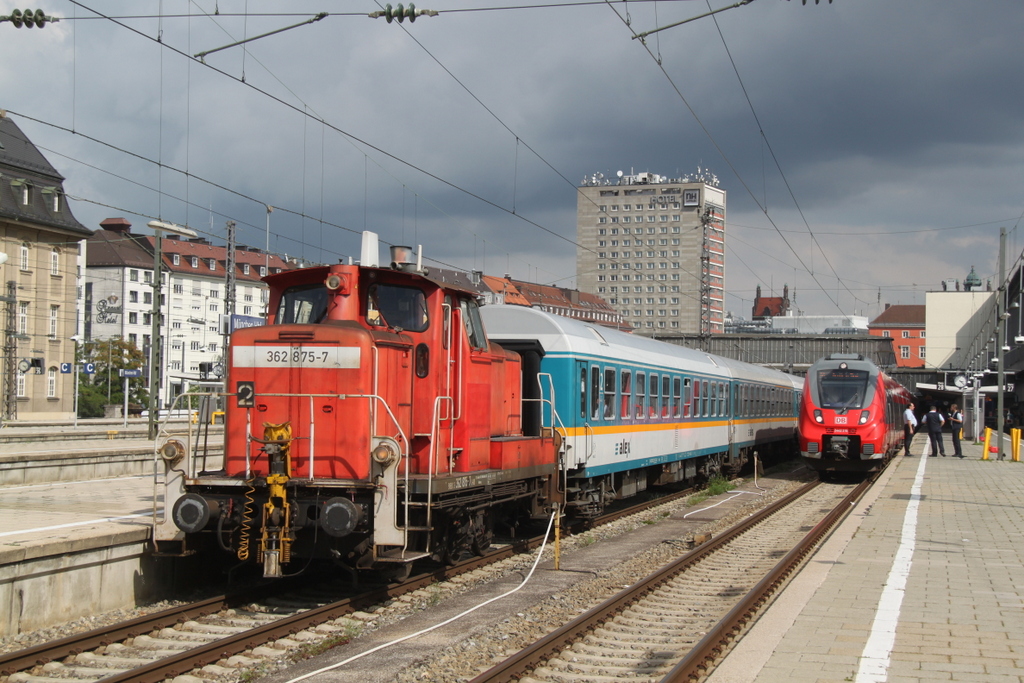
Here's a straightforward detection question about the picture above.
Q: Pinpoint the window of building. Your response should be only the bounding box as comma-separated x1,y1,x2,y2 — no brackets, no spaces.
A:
144,313,152,325
129,291,139,303
18,302,28,334
920,346,926,358
920,331,926,338
144,291,152,304
49,306,58,337
191,256,199,268
243,263,250,275
902,330,910,338
16,371,26,398
172,254,180,265
882,330,890,337
900,346,910,359
47,367,57,398
50,249,59,276
173,283,184,294
209,258,217,270
129,312,138,325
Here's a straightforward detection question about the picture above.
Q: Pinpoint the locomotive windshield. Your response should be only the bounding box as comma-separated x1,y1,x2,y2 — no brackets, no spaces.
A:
366,283,428,332
277,284,328,324
816,368,869,410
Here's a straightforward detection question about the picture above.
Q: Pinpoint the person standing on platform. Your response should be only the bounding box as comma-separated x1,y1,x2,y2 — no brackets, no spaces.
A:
903,402,918,456
949,404,963,458
924,404,946,456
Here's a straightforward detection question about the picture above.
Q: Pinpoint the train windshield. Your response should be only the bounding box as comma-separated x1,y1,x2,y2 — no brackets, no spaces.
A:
816,369,869,410
277,284,328,324
366,284,429,332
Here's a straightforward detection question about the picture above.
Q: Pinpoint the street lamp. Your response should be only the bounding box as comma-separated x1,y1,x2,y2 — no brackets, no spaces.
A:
147,220,197,439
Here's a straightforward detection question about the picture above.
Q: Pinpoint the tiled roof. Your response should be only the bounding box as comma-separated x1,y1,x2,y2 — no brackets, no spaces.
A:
870,304,925,327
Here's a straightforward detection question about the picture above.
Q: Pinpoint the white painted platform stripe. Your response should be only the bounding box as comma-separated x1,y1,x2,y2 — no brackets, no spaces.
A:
0,513,149,539
855,453,928,682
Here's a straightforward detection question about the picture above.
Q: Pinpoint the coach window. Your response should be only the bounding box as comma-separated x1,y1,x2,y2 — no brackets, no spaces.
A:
636,373,646,419
702,381,710,417
591,366,602,420
604,368,616,419
672,377,681,418
721,383,727,416
683,378,692,417
620,370,632,418
710,383,718,417
579,367,587,419
691,379,699,418
649,373,659,418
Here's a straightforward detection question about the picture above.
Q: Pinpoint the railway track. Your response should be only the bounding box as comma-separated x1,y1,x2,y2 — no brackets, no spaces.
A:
0,475,724,683
469,476,871,683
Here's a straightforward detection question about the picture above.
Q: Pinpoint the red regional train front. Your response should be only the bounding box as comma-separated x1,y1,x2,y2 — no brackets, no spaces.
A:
798,353,913,476
154,235,561,578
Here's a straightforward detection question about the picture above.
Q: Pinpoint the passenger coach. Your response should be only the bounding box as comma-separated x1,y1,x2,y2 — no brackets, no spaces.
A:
481,306,802,516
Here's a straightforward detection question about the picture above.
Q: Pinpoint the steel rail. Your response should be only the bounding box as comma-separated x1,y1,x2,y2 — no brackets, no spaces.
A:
661,475,874,682
0,476,721,681
468,479,821,683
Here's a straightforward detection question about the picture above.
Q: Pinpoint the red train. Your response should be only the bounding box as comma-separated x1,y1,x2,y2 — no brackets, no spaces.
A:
798,353,913,476
154,235,561,579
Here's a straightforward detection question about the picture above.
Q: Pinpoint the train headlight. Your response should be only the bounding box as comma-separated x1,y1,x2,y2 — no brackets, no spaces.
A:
814,409,823,424
859,410,870,425
372,441,398,466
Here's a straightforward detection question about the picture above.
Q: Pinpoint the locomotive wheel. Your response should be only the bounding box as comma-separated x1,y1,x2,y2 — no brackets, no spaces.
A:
471,511,494,556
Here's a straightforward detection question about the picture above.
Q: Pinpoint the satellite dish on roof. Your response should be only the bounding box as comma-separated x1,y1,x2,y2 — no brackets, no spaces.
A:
617,170,623,177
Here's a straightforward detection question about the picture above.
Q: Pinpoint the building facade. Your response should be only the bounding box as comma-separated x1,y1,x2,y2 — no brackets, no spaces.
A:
577,170,725,335
85,218,293,407
0,115,92,421
869,304,926,368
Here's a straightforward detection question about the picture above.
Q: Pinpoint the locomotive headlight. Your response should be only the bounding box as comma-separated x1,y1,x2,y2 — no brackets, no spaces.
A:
372,442,398,466
859,410,870,425
814,409,823,423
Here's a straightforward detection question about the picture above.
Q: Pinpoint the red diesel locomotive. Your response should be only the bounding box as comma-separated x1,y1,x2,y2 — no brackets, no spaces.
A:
798,353,913,475
154,236,560,578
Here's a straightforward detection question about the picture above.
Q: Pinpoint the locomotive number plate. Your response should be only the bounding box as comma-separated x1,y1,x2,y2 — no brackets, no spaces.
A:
233,345,361,369
834,416,847,424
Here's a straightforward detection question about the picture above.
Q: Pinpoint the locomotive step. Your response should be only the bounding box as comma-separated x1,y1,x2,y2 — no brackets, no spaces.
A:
375,548,431,562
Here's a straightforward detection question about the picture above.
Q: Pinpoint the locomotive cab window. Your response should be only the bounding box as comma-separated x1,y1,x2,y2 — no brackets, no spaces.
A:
367,283,428,332
277,283,329,324
459,298,488,349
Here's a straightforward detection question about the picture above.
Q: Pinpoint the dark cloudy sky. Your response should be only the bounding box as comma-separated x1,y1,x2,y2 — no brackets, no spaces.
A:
2,0,1022,320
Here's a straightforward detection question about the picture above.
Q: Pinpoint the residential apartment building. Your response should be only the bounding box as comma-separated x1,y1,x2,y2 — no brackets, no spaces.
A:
85,218,293,406
868,304,926,368
577,170,725,335
0,114,91,421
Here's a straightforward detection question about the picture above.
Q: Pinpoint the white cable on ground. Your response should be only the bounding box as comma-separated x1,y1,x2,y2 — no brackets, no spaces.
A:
682,490,757,519
752,454,767,494
283,507,559,683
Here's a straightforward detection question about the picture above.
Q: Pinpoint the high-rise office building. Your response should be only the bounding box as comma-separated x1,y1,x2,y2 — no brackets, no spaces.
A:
576,170,725,335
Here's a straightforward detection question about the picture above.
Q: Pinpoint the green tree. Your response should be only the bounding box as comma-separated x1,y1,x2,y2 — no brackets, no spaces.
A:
76,337,148,417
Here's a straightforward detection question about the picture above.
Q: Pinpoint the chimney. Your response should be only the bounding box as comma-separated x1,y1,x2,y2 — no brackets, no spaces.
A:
885,303,891,310
100,217,132,233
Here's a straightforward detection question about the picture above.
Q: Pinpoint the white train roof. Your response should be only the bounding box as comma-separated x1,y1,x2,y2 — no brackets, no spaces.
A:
481,305,798,386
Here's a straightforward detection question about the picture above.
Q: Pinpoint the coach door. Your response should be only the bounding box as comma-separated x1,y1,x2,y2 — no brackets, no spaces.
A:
574,361,596,467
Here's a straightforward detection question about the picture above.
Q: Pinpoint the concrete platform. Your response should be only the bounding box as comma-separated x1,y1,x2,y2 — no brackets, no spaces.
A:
709,433,1024,683
0,475,156,635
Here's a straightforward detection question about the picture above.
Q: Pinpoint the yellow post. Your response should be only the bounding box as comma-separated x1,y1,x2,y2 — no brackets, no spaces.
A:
983,427,992,460
553,504,561,571
1013,428,1021,462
